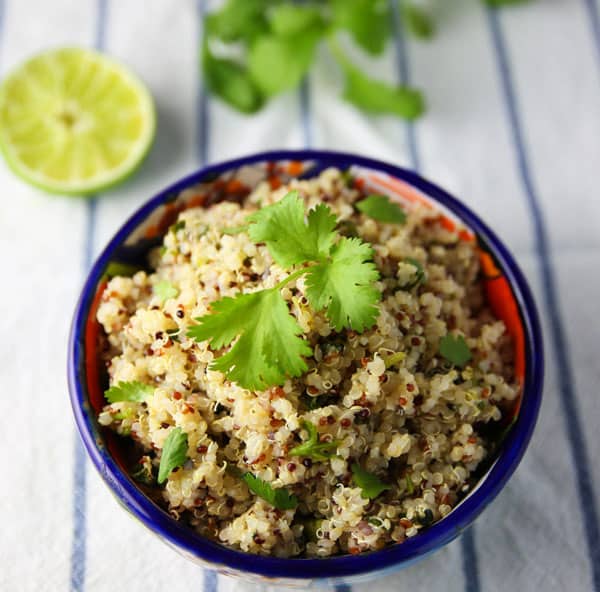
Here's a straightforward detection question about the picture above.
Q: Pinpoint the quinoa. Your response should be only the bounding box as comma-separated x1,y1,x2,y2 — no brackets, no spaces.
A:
96,167,519,557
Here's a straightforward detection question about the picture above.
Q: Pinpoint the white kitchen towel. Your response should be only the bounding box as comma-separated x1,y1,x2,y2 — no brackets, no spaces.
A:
0,0,599,591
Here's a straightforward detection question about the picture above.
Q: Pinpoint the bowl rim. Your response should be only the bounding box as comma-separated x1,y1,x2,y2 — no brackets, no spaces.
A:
68,149,544,580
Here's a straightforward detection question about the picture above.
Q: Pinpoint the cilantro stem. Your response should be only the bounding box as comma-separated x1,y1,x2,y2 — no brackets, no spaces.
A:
326,35,350,69
275,265,314,290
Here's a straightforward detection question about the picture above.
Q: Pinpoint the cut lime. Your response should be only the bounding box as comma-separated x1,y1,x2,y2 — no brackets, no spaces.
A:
0,47,156,195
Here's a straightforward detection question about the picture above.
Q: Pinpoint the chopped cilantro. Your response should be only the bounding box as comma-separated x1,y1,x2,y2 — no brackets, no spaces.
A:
131,457,155,485
158,428,188,484
383,351,406,369
169,220,186,234
439,334,472,368
399,258,426,290
289,421,340,461
405,473,414,495
241,472,298,510
356,194,407,224
154,280,179,303
336,219,359,238
166,328,181,342
103,261,139,279
104,381,153,404
351,463,391,499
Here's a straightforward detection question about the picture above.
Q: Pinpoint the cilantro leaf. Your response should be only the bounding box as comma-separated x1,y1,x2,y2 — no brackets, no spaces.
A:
401,1,435,40
289,420,341,461
248,31,322,97
484,0,532,5
305,237,380,332
270,4,327,37
204,0,269,43
203,42,263,114
247,191,336,267
330,40,424,120
356,194,407,224
332,0,392,55
439,334,472,368
351,463,391,499
158,427,188,484
241,472,298,510
104,381,153,404
154,280,178,303
188,288,312,391
341,63,425,120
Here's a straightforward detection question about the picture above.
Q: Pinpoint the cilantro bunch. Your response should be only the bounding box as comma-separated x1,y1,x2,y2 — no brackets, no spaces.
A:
203,0,535,119
188,191,381,391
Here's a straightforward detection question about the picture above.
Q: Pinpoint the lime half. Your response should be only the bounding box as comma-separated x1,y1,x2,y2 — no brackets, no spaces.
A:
0,47,156,195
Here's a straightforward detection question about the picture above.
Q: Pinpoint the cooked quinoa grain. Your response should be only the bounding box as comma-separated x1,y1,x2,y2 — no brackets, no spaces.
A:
97,168,519,557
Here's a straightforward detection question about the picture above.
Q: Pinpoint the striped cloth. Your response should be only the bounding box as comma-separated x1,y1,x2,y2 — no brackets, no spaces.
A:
1,1,599,591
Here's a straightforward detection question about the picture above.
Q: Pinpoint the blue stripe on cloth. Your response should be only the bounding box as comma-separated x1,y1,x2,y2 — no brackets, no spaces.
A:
390,0,420,171
460,528,481,592
391,5,481,592
583,0,600,69
71,196,97,592
487,7,600,591
299,60,351,592
197,0,209,167
0,0,4,68
203,569,217,592
300,76,313,149
197,3,215,591
70,1,107,589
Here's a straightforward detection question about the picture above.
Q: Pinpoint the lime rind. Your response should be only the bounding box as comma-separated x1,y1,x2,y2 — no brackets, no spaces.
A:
0,47,156,196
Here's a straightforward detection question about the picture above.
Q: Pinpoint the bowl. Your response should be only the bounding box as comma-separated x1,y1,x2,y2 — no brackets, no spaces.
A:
68,150,544,587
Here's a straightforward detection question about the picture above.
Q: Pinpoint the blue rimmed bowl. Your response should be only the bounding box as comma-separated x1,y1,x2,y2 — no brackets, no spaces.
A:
68,150,543,587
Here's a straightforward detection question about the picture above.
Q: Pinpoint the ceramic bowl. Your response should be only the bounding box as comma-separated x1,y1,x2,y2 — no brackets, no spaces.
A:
68,150,543,587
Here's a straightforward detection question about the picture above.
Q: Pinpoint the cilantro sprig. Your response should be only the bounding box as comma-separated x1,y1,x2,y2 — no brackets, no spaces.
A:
202,0,534,119
290,420,341,461
188,191,381,390
158,428,188,484
351,463,391,499
104,381,153,404
241,472,298,510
